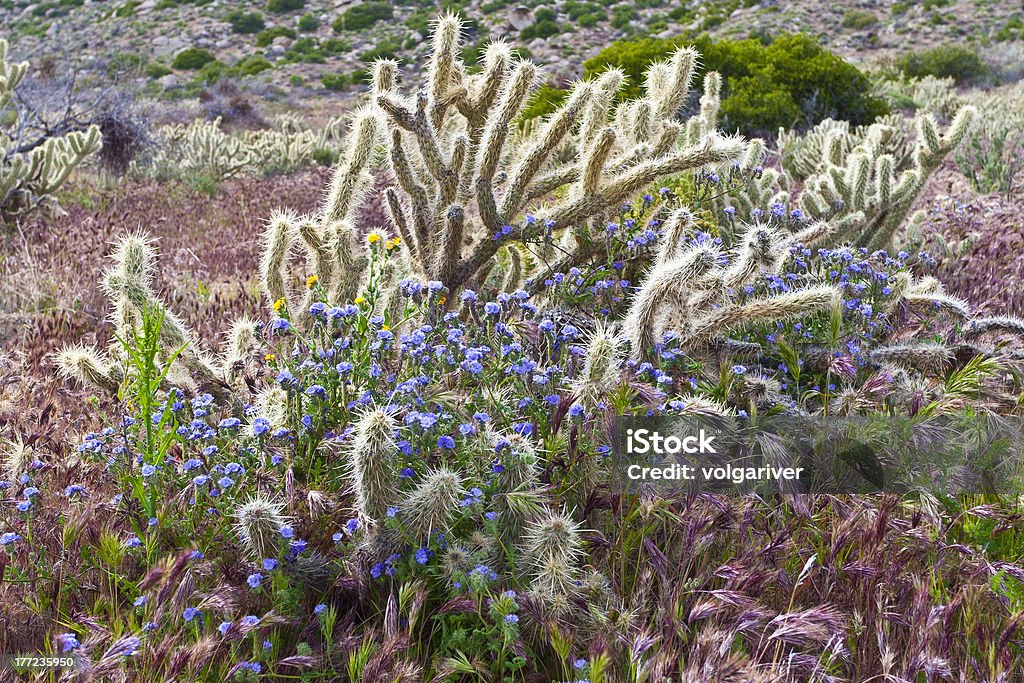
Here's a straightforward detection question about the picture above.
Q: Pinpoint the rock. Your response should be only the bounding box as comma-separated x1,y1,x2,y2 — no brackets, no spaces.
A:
157,73,180,89
268,44,286,58
508,6,534,32
272,35,293,49
136,0,156,12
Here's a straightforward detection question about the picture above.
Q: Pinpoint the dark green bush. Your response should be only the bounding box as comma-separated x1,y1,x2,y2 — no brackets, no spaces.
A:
842,9,878,29
994,16,1023,42
172,47,217,70
145,63,173,79
266,0,303,14
297,12,318,31
284,37,324,63
521,19,559,40
894,45,988,84
321,38,350,55
534,6,557,22
254,26,296,47
194,59,228,84
225,10,265,34
235,55,272,76
321,73,349,91
611,4,636,30
332,1,392,32
519,84,567,122
578,33,889,136
359,39,401,64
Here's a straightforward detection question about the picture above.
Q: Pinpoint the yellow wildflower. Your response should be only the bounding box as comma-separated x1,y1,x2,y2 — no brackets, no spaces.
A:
265,353,277,362
354,296,366,305
367,232,381,244
306,274,318,288
272,298,286,312
437,295,447,306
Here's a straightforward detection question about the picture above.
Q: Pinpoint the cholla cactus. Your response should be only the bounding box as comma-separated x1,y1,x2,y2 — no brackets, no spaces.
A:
716,100,973,252
233,497,289,561
777,114,914,182
1,39,101,219
299,13,745,296
147,118,252,181
258,108,383,324
55,233,254,402
522,509,585,602
624,225,840,359
403,466,464,540
796,107,975,251
346,406,400,525
572,323,624,410
145,115,347,181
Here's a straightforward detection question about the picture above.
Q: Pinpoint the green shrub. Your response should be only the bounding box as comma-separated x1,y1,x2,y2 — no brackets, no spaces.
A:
225,10,265,34
519,84,567,122
255,26,296,47
895,45,989,84
521,19,559,40
235,55,272,76
321,72,349,91
194,59,228,84
321,38,350,55
842,9,878,29
579,33,889,136
172,47,217,70
284,36,324,63
332,1,392,32
534,6,557,22
266,0,303,14
297,12,318,31
145,63,173,79
359,39,401,64
611,4,636,30
114,1,140,18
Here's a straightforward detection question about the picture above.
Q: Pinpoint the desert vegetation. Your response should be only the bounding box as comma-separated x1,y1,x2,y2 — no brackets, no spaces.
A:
2,2,1024,682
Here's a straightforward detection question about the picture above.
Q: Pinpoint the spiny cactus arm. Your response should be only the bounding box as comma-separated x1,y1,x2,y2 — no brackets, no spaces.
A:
34,126,102,194
650,47,698,121
475,61,538,188
777,220,833,256
966,316,1024,340
427,12,465,129
499,81,595,219
526,165,581,204
580,126,616,197
454,135,743,292
322,109,381,224
329,219,370,305
403,467,464,540
624,244,724,358
433,205,464,283
687,286,839,345
222,317,259,378
501,245,523,292
388,130,433,256
296,216,335,286
867,343,953,375
654,208,696,266
378,92,447,184
260,211,295,308
385,187,419,263
55,344,124,394
550,134,746,229
723,226,781,289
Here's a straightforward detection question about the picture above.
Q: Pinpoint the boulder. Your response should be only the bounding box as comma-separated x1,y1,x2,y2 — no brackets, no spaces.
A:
508,6,534,32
